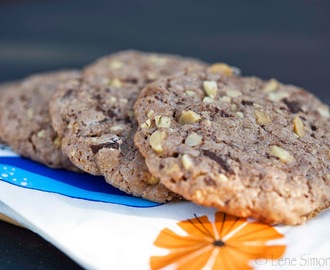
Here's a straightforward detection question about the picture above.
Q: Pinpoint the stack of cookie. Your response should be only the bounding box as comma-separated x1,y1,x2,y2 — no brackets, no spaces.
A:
1,50,329,225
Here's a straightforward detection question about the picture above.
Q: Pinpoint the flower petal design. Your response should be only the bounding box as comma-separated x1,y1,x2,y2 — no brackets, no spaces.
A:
150,212,286,270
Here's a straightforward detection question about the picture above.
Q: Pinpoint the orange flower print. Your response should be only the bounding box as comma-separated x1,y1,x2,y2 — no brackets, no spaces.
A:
150,212,286,270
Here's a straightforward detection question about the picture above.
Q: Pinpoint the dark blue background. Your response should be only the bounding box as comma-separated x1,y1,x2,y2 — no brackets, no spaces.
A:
0,1,329,269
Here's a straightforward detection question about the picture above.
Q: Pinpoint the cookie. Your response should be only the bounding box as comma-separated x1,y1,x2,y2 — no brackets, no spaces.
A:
0,71,80,170
50,50,206,202
0,82,19,144
134,64,330,224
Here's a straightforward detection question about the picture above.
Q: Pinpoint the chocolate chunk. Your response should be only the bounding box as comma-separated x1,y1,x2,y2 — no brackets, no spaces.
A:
215,107,230,117
204,177,217,187
90,141,120,154
107,109,116,118
283,99,301,113
241,100,253,106
202,150,234,173
62,89,73,100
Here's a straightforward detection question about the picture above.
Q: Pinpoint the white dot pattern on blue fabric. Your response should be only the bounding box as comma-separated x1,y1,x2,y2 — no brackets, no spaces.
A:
0,165,28,187
0,160,159,207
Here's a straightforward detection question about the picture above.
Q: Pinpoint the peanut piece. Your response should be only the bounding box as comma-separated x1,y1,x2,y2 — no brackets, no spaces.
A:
270,146,294,163
147,109,154,118
109,60,123,69
203,81,218,98
268,92,290,102
110,125,125,135
226,89,242,98
182,154,193,170
110,78,122,88
27,109,34,120
219,96,232,103
203,97,214,103
262,79,279,93
236,112,244,118
317,106,330,118
37,130,45,138
127,110,134,118
146,72,157,80
149,130,166,152
147,176,159,185
110,96,117,102
155,116,171,128
193,190,204,200
179,110,201,124
53,137,61,148
207,63,233,75
293,116,305,137
185,132,202,146
119,98,128,103
254,110,272,125
148,55,167,65
141,119,152,129
185,90,196,97
216,174,229,182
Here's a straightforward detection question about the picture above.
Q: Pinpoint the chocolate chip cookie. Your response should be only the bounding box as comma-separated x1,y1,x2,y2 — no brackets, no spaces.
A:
50,50,206,202
134,64,330,224
0,71,80,170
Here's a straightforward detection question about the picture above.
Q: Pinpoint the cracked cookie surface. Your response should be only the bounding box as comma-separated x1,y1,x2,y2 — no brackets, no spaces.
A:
50,50,205,202
134,65,330,224
0,71,80,170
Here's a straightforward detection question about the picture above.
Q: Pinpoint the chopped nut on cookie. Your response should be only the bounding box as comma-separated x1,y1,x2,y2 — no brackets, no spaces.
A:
179,110,201,124
207,63,234,75
182,154,193,170
203,81,218,98
185,132,202,146
293,116,305,137
270,146,294,163
262,79,279,93
149,130,167,153
155,116,171,128
254,110,272,125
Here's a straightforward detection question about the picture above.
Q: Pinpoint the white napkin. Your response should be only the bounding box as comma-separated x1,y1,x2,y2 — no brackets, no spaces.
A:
1,144,329,270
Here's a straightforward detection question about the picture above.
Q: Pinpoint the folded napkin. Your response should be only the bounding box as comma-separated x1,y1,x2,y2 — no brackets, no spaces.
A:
1,143,329,270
